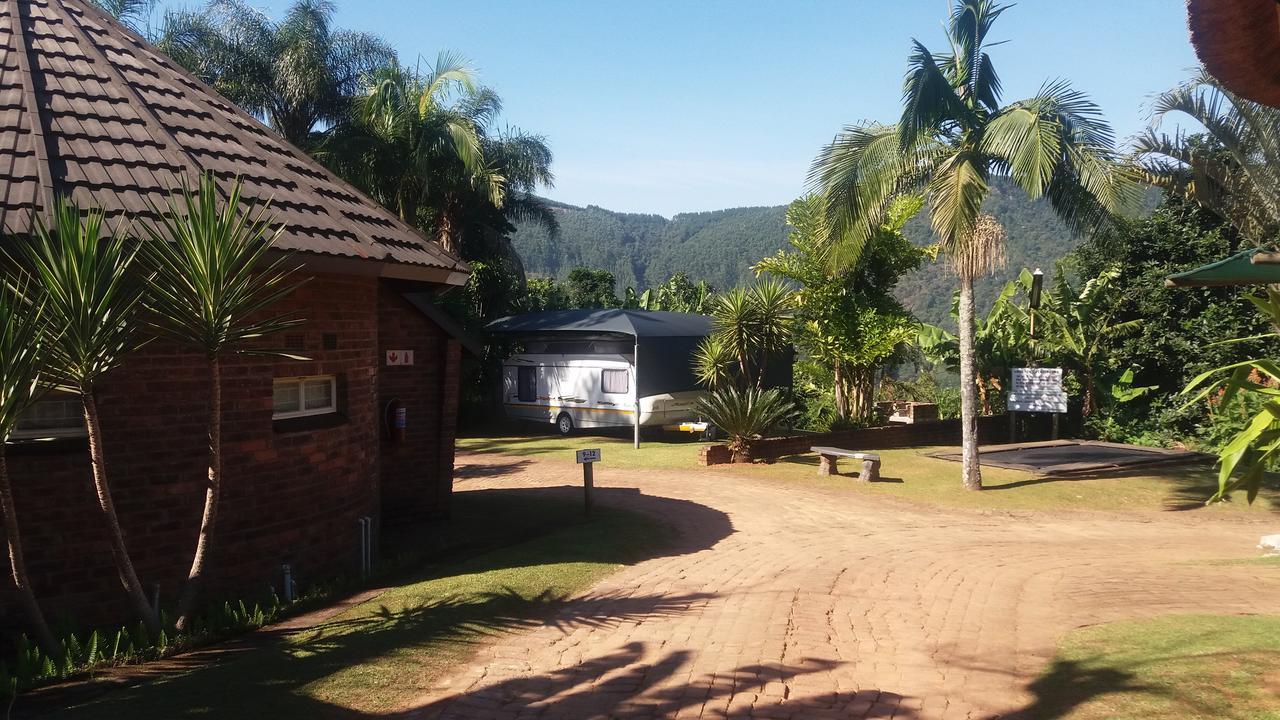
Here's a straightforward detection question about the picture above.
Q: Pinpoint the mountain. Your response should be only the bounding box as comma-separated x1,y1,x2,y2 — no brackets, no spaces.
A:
510,179,1142,328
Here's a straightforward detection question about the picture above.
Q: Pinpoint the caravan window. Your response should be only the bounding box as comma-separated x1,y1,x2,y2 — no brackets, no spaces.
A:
517,366,537,402
602,369,629,394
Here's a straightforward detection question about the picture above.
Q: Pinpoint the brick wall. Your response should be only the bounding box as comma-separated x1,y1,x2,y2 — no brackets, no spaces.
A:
0,272,459,631
377,286,460,522
698,415,1026,465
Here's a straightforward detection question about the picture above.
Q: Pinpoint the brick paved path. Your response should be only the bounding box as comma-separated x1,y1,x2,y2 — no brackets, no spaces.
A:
407,453,1280,719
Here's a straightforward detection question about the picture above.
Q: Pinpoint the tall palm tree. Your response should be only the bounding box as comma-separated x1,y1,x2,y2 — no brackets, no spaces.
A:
0,279,58,656
142,174,306,631
19,201,159,634
810,0,1135,490
318,56,489,253
1133,69,1280,243
320,56,557,259
159,0,395,147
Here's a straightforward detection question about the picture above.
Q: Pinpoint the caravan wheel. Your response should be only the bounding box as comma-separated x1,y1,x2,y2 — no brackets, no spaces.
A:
556,413,574,436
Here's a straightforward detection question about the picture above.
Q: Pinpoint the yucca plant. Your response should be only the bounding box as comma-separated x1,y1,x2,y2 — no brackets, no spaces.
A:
696,386,795,462
0,277,58,656
692,335,735,391
142,172,306,631
19,200,159,635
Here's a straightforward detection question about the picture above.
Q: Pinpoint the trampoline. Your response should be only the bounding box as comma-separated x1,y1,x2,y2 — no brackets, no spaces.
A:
928,440,1210,477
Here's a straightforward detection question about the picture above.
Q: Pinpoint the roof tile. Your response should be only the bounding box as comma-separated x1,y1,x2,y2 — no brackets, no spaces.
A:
1,0,467,279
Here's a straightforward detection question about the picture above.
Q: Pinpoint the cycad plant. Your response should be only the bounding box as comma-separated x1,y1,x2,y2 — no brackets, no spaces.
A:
695,386,795,462
811,0,1135,490
19,201,159,635
0,278,58,656
143,173,305,630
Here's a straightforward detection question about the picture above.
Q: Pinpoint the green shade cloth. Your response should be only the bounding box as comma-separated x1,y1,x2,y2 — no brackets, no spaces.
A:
1165,248,1280,287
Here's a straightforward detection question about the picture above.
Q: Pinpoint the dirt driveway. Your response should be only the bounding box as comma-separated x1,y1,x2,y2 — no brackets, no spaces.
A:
408,453,1280,719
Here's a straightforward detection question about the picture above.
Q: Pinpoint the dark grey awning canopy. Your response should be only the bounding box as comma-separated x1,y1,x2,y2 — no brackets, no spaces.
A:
486,309,713,338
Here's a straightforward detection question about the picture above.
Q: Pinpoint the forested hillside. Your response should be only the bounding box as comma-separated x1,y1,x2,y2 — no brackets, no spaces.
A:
511,178,1141,327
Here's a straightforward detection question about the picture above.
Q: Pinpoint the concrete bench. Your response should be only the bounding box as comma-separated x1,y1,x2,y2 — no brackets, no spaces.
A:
811,446,881,482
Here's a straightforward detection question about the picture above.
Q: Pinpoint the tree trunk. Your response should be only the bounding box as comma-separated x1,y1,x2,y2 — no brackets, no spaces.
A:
82,390,161,635
846,365,875,423
958,275,983,491
977,378,991,416
833,363,849,420
1082,370,1096,417
0,447,59,657
175,357,222,630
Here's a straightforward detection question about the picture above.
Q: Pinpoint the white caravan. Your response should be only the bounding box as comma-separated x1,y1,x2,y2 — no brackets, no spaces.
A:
501,350,705,435
487,310,723,442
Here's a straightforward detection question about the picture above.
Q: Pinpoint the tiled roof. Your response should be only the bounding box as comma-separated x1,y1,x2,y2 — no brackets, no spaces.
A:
0,0,468,280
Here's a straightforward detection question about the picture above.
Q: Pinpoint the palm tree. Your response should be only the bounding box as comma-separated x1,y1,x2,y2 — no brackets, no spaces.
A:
92,0,155,32
0,279,59,656
810,0,1135,490
142,174,306,630
318,56,488,253
160,0,395,147
19,201,159,635
320,56,557,259
1133,69,1280,243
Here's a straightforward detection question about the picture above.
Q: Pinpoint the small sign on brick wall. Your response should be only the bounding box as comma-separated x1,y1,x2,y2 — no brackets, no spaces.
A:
385,350,414,366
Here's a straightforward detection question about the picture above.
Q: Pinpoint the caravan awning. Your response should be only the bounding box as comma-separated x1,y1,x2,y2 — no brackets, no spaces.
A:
1165,248,1280,288
486,309,713,338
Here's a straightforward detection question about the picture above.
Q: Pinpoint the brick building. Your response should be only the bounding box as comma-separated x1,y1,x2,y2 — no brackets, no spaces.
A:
0,0,470,627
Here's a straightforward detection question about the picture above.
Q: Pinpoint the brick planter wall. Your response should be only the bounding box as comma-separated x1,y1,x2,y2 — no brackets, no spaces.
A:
0,274,459,632
699,415,1027,465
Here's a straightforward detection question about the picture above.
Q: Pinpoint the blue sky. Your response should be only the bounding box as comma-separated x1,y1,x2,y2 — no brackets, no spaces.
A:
243,1,1196,216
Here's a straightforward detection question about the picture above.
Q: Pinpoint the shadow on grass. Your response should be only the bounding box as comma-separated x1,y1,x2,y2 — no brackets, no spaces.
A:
1159,468,1280,512
24,486,732,720
402,642,919,719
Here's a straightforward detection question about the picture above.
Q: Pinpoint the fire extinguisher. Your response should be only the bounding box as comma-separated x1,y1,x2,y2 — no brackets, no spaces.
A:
384,398,407,443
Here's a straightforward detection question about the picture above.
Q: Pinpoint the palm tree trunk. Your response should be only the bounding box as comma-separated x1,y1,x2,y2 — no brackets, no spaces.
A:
0,447,59,657
82,390,161,635
958,275,983,491
175,356,221,630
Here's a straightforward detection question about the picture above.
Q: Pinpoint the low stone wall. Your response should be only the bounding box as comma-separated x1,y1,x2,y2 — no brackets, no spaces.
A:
699,415,1026,465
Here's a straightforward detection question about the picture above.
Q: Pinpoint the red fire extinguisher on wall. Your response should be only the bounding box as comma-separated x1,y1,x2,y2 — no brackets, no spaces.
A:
384,399,407,443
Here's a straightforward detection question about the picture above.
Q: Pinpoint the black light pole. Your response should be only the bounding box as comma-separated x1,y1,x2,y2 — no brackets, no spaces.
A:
1012,268,1045,443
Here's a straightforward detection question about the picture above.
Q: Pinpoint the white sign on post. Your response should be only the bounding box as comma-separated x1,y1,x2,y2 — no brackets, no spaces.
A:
1008,367,1068,413
385,350,414,366
575,448,601,464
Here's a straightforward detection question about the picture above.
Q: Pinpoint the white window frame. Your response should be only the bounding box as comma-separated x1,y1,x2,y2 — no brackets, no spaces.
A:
272,375,338,420
11,389,87,440
601,368,630,395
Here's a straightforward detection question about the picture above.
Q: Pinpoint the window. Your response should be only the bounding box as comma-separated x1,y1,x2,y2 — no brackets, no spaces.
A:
517,366,537,402
12,390,85,439
273,376,337,419
602,369,629,395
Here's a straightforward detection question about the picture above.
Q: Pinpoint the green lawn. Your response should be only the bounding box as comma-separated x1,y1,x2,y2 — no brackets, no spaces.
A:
457,433,1280,514
1026,614,1280,719
42,490,673,719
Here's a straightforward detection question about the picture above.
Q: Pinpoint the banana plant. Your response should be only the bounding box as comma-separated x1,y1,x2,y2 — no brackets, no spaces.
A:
1183,287,1280,503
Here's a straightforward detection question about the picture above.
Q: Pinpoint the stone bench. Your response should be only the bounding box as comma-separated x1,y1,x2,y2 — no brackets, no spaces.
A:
811,446,881,482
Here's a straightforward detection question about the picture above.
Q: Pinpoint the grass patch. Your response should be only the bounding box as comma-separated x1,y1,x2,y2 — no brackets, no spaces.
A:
458,434,1279,514
1025,614,1280,719
41,490,674,719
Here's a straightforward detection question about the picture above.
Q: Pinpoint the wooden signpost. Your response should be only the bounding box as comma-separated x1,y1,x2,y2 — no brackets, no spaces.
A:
575,448,600,515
